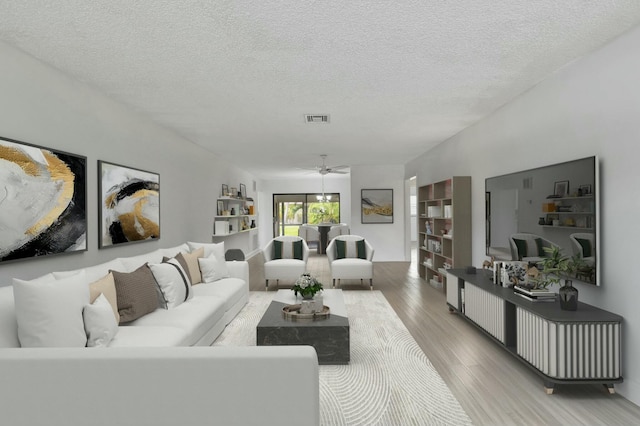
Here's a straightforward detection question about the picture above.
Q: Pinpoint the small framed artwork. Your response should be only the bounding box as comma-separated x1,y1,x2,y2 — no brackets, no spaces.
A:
240,183,246,199
361,189,393,223
554,180,569,198
221,184,229,197
99,161,160,248
230,187,237,198
217,200,225,215
1,136,87,263
579,184,592,195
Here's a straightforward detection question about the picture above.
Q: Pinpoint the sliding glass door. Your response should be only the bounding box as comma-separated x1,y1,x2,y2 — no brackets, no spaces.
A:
273,193,340,237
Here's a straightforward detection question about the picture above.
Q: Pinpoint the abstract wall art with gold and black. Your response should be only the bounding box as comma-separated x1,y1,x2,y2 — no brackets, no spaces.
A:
0,136,87,262
98,161,159,248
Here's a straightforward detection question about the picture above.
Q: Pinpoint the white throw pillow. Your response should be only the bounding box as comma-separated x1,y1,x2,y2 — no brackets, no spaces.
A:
188,241,229,280
83,293,119,347
148,260,193,309
13,271,90,347
198,253,229,283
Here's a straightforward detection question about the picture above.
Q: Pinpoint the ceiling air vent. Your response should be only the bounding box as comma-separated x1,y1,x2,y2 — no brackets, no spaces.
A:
304,114,330,123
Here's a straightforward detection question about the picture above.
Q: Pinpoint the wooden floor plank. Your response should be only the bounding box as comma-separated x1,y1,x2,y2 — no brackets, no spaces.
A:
248,248,640,425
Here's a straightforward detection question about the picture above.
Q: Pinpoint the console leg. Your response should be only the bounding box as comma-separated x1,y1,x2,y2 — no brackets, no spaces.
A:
605,384,616,394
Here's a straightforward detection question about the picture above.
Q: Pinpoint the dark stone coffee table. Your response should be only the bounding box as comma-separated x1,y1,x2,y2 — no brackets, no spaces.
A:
257,289,350,365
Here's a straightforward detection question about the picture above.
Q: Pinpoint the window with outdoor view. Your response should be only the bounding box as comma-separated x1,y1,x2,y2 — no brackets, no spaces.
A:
273,193,340,237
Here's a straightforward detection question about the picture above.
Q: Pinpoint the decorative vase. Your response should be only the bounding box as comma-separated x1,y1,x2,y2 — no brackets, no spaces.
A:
302,293,314,300
559,280,578,311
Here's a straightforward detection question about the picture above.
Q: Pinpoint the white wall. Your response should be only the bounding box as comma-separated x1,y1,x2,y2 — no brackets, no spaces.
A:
350,165,406,261
0,40,256,284
406,25,640,405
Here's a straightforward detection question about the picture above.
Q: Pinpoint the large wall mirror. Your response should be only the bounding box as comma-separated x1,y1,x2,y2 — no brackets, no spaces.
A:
485,156,599,286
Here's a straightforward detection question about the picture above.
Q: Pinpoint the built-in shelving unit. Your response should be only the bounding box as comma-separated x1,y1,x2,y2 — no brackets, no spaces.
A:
213,197,259,257
417,176,471,290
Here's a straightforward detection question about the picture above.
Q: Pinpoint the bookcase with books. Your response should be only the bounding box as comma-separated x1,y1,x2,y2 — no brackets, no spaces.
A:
417,176,471,290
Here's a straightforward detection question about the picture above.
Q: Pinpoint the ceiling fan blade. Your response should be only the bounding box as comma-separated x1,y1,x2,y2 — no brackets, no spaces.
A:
329,165,349,170
327,169,349,174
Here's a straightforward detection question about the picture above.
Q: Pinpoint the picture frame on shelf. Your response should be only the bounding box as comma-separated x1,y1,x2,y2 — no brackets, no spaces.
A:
240,183,246,199
221,184,229,197
579,184,592,195
554,180,569,197
217,200,224,215
230,187,237,198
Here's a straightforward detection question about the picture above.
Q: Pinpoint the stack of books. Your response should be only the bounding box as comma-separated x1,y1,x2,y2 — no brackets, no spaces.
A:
513,286,557,302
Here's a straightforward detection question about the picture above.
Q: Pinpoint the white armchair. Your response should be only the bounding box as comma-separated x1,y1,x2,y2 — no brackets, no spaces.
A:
263,236,309,290
509,233,559,262
570,233,596,267
326,235,374,289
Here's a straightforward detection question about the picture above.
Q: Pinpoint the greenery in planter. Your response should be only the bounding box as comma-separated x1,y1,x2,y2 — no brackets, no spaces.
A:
531,246,586,289
292,273,323,299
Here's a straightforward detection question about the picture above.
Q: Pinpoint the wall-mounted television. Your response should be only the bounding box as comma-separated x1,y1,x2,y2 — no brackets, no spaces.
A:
485,156,599,286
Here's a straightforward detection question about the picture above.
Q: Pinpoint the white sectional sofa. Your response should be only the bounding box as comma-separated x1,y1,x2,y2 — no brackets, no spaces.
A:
0,242,319,426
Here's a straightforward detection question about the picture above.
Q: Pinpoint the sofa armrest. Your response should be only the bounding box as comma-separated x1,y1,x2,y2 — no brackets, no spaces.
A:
0,346,319,426
226,260,249,283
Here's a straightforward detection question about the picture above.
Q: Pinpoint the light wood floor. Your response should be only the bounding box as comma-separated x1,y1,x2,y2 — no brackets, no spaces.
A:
248,248,640,425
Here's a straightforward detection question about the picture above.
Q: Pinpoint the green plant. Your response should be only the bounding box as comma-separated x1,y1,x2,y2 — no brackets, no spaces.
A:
533,246,586,288
292,273,323,298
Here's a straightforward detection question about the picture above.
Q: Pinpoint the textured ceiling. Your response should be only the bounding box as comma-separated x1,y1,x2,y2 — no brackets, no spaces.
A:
1,1,640,179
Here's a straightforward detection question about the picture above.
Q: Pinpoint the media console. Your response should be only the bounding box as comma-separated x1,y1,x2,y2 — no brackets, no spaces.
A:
446,269,622,394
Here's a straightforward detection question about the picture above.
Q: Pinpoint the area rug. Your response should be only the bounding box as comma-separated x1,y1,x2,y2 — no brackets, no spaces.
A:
214,291,472,426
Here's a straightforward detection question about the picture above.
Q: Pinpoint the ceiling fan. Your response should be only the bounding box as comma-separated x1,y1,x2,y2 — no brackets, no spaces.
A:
301,154,349,175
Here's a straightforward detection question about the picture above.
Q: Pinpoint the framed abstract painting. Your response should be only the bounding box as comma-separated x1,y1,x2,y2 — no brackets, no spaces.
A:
0,136,87,263
361,188,393,223
98,160,160,248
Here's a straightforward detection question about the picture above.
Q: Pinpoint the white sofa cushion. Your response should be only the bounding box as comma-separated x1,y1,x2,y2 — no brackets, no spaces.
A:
330,258,374,280
198,253,229,283
13,271,90,347
120,249,164,272
159,243,190,259
264,259,306,281
109,325,189,347
83,258,127,282
187,242,229,279
148,260,193,309
191,278,248,313
83,293,119,347
0,286,19,348
127,296,226,346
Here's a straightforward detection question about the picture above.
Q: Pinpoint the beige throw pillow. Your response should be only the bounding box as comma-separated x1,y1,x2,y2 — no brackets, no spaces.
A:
89,272,120,323
176,247,204,285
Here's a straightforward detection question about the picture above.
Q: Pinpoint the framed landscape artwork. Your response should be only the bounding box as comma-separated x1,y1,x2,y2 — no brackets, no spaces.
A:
361,189,393,223
99,161,160,248
0,136,87,263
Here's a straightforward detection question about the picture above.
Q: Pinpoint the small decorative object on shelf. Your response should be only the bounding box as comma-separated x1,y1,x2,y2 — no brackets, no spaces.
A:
292,273,323,300
559,280,578,311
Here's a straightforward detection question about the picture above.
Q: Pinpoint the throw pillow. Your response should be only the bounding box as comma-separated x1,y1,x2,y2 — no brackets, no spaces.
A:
13,271,90,347
111,264,160,323
149,260,193,309
198,254,227,283
576,238,592,258
83,293,119,347
513,238,528,260
273,240,303,260
176,247,204,284
187,241,229,279
89,272,120,323
335,239,367,259
534,238,546,257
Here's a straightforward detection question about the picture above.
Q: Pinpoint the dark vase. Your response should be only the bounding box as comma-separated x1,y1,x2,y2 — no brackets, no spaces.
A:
559,280,578,311
538,217,546,225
